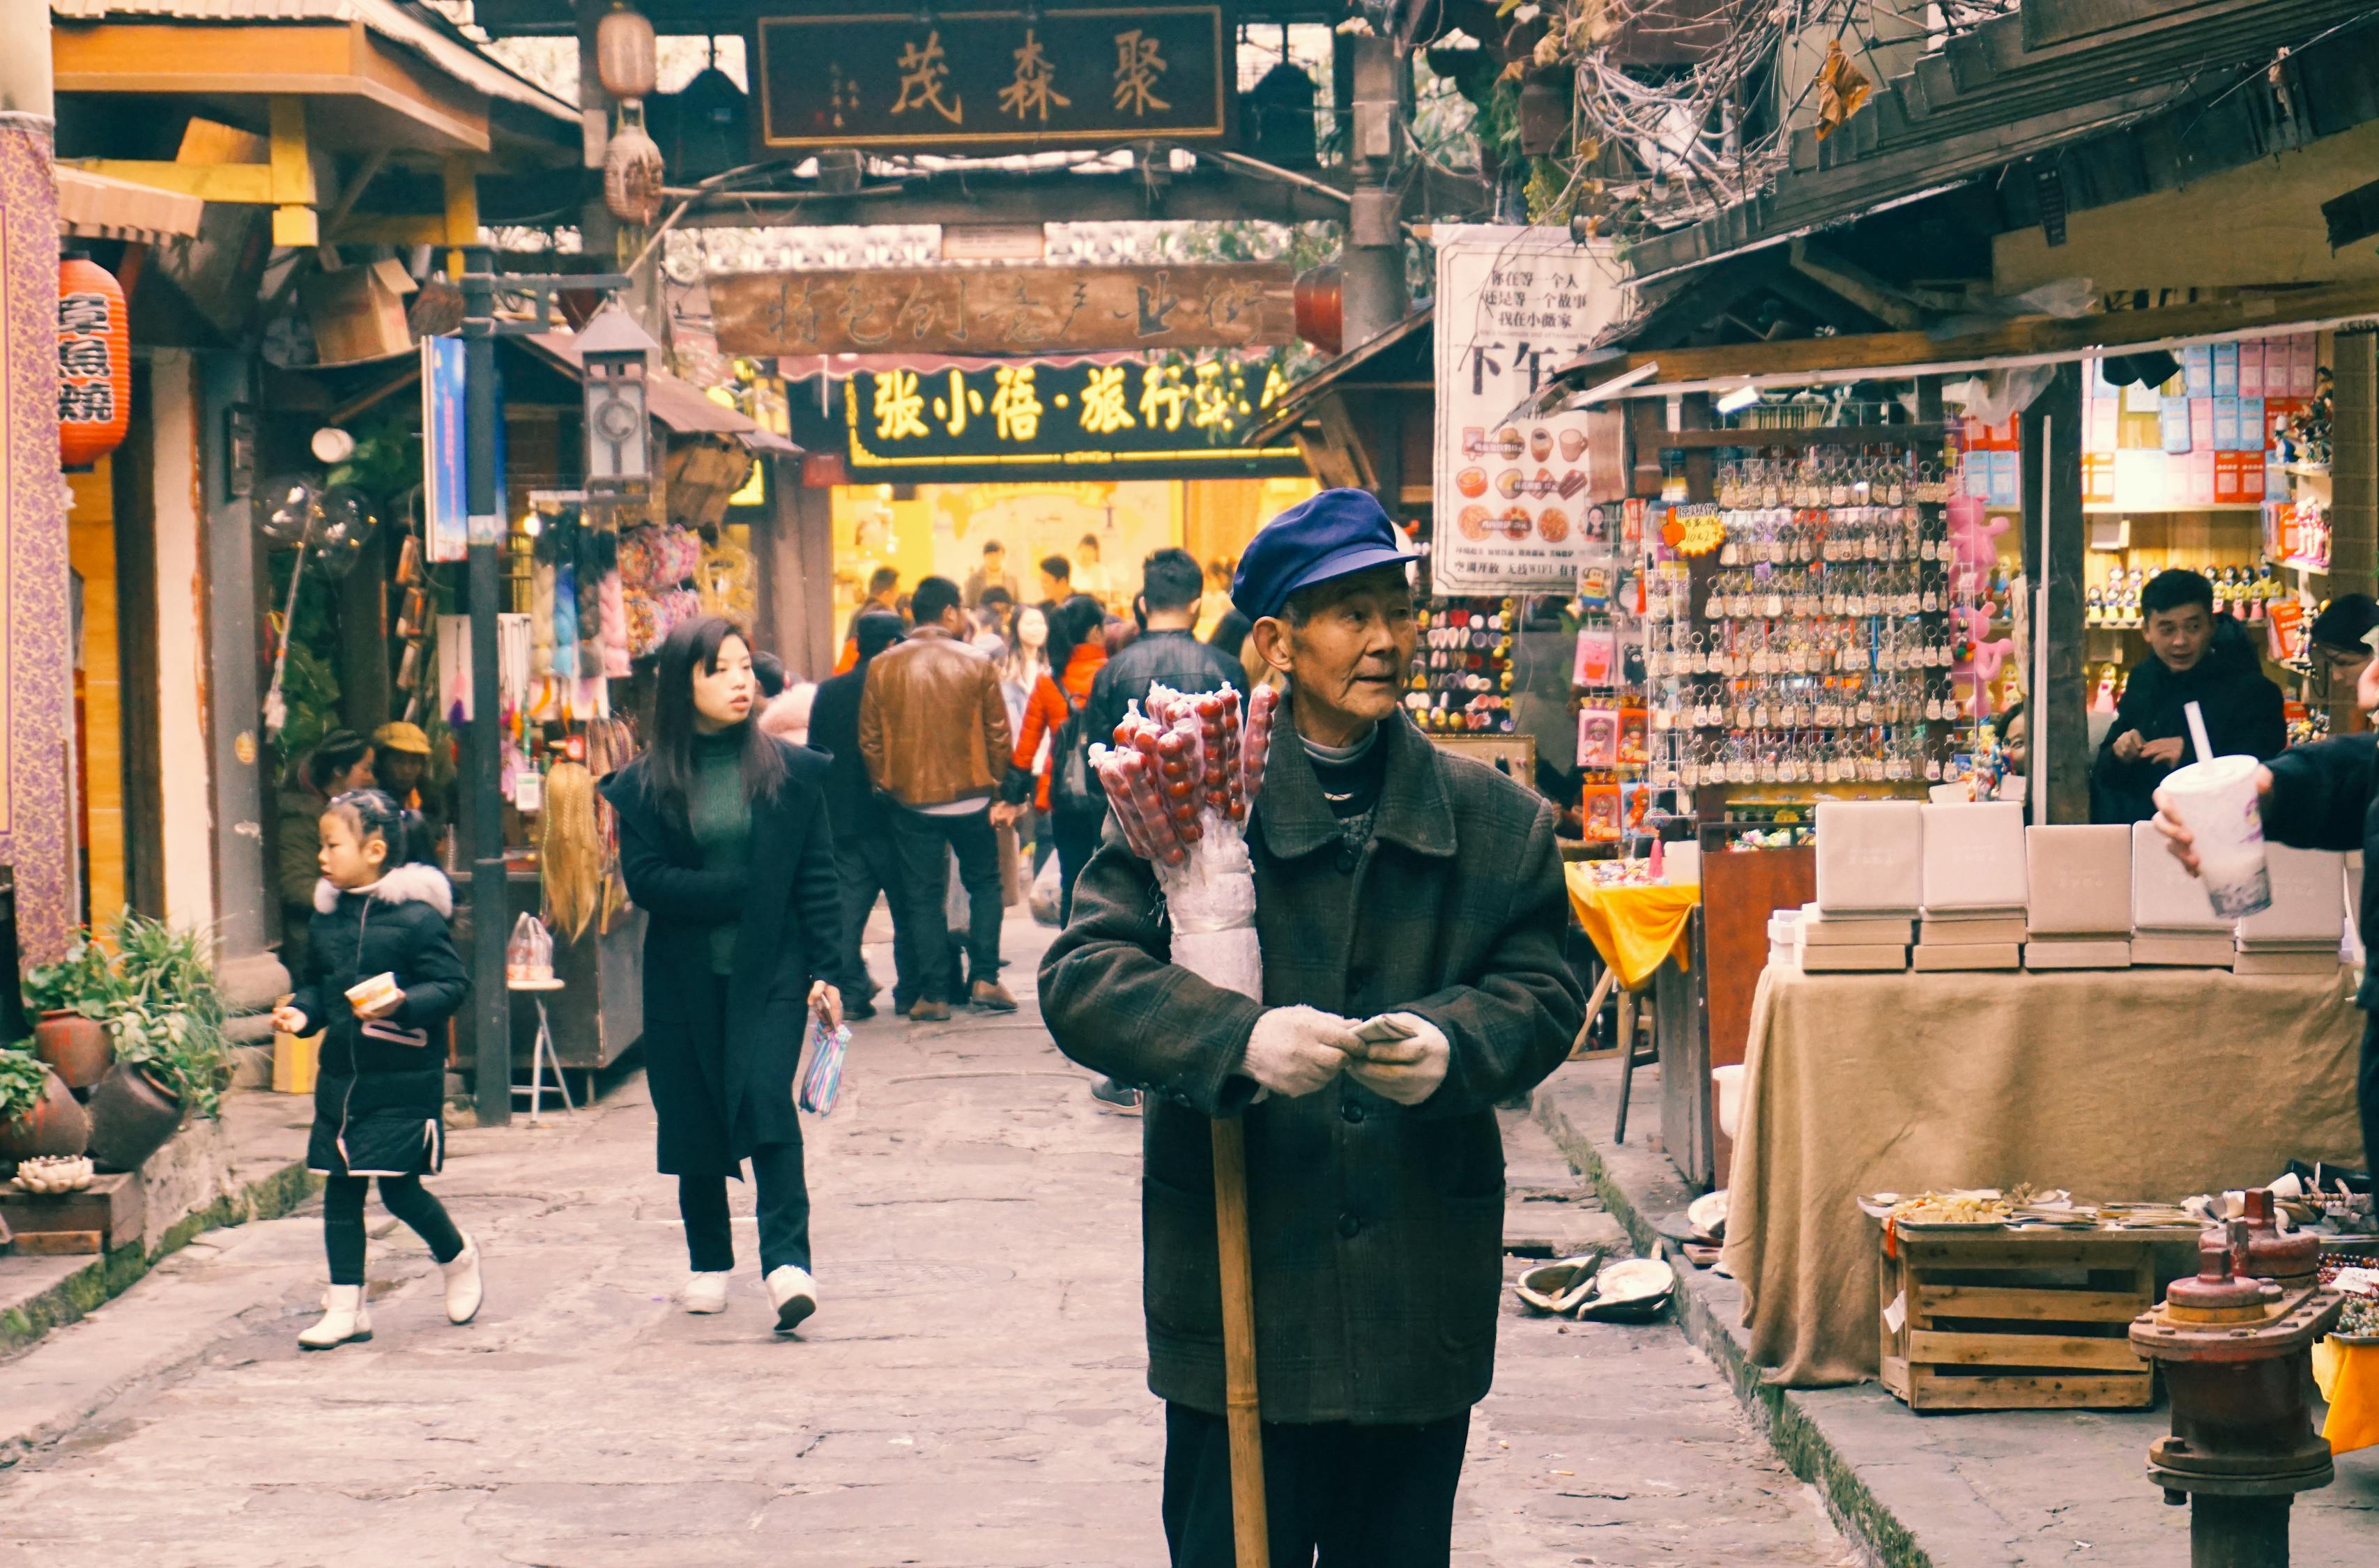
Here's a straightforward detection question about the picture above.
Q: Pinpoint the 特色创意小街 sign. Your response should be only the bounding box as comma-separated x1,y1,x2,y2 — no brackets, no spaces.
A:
709,263,1294,358
752,6,1232,152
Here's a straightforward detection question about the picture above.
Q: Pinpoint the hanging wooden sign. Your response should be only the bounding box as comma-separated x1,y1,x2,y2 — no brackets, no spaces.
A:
750,5,1233,153
709,263,1294,357
58,256,130,468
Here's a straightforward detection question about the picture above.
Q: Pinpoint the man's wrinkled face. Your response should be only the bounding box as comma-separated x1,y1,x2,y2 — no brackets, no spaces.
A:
1253,565,1417,737
2146,602,2213,673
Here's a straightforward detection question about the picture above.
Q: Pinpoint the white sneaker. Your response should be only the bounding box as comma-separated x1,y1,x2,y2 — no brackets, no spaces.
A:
682,1270,731,1314
765,1265,818,1333
298,1284,373,1349
441,1233,483,1325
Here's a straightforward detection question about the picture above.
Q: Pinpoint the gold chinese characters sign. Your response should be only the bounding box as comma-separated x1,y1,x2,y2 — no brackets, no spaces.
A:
753,6,1232,152
837,360,1303,479
710,263,1294,358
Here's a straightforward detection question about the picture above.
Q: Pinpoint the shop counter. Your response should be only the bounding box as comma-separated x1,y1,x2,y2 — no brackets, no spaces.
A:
1722,962,2366,1388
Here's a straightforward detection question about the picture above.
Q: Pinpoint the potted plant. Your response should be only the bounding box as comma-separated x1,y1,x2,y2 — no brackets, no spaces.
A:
84,914,234,1172
0,1045,89,1167
22,932,119,1090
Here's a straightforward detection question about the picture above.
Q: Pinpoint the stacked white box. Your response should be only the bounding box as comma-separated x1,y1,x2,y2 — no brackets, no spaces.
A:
2129,820,2234,967
2024,824,2134,969
1913,803,2025,967
1816,801,1924,915
2234,844,2346,974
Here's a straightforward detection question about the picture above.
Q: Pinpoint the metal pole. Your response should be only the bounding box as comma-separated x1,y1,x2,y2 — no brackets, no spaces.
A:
462,247,511,1128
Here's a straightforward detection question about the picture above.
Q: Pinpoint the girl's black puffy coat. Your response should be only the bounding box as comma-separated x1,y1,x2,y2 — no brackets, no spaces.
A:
289,863,470,1177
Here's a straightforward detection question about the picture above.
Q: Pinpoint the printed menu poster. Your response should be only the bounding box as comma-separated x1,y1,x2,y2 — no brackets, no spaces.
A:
1433,226,1629,590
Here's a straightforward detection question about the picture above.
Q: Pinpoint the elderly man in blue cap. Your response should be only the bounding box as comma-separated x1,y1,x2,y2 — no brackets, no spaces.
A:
1041,489,1584,1567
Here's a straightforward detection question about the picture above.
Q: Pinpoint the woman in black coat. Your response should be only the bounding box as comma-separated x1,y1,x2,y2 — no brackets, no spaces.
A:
603,617,845,1335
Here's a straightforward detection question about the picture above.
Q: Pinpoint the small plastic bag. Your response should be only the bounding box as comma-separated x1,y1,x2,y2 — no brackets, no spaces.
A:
798,1013,850,1115
506,913,553,982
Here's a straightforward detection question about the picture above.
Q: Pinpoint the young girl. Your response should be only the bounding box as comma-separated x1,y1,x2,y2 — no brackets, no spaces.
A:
270,788,480,1349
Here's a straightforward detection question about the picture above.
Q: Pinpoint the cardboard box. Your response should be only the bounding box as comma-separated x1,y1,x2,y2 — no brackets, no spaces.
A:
2026,824,2133,935
300,259,418,365
1920,801,2028,912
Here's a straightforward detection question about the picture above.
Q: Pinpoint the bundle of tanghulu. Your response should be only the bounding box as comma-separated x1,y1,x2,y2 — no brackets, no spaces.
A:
1090,684,1279,1000
1087,679,1282,1567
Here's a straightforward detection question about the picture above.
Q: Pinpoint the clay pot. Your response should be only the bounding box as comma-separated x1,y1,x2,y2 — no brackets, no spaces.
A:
0,1066,91,1165
33,1009,114,1091
85,1061,185,1173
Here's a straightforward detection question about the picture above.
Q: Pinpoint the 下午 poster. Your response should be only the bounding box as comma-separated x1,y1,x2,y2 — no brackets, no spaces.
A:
1432,226,1628,591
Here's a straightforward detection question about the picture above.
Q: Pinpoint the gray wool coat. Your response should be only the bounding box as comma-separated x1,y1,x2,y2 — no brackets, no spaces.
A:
1039,700,1584,1424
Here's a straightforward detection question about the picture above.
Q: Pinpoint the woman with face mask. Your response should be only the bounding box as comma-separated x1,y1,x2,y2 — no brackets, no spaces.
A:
602,617,846,1335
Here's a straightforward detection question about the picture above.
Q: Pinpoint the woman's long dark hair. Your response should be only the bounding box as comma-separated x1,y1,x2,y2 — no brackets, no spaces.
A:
1048,594,1106,677
645,616,787,829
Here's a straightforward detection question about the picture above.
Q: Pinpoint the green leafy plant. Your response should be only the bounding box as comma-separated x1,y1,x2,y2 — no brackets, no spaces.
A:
104,912,232,1121
0,1047,52,1125
22,932,122,1019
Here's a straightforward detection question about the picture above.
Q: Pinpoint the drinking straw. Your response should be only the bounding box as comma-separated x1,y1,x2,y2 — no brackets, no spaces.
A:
2184,700,2213,764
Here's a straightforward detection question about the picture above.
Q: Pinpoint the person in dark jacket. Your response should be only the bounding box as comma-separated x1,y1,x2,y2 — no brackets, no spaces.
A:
2156,636,2379,1181
270,789,477,1351
2093,569,2286,824
1040,490,1584,1568
1083,548,1249,794
809,610,914,1019
602,617,844,1334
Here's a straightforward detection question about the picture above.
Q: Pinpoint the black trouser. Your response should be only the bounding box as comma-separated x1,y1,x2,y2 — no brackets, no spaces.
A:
1052,805,1105,928
678,1142,812,1275
834,831,920,1009
323,1174,464,1286
885,804,1002,1004
2359,1013,2379,1181
1161,1403,1471,1568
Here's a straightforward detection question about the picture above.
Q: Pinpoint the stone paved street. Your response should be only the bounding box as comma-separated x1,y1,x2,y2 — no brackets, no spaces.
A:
0,921,1849,1567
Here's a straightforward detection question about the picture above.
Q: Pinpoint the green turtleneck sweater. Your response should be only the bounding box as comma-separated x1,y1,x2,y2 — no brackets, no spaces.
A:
687,731,752,975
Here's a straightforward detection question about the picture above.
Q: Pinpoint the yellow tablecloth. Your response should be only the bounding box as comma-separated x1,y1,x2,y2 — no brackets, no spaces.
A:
1564,868,1699,991
2316,1337,2379,1455
1720,964,2367,1388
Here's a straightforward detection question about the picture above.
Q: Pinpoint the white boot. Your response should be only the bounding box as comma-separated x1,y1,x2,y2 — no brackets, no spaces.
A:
682,1271,730,1314
298,1284,373,1350
766,1265,818,1333
441,1233,483,1325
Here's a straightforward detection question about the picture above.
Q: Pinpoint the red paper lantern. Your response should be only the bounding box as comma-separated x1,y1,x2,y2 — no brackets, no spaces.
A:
59,256,130,467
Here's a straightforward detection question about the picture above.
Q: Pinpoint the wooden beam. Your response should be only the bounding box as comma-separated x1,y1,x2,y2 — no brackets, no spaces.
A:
2024,362,2088,825
1787,238,1922,330
328,214,451,245
1616,278,2379,384
268,97,318,248
59,159,271,204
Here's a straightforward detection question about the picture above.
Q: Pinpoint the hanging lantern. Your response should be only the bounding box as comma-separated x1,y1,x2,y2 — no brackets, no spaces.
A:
595,3,658,101
604,107,666,226
59,254,130,468
578,306,659,488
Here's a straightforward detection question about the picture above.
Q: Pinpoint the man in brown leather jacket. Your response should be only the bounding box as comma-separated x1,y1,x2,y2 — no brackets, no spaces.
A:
858,575,1018,1018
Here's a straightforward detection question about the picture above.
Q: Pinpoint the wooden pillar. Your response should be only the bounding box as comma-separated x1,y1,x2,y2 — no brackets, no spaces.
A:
756,466,837,682
267,97,317,248
441,156,478,282
116,359,165,919
2022,362,2088,824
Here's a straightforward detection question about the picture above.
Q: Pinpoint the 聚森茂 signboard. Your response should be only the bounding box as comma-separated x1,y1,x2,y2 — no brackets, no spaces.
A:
752,6,1231,153
1432,226,1628,591
836,357,1302,482
710,263,1293,358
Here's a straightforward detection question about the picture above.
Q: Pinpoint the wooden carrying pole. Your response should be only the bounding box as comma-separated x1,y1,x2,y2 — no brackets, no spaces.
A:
1210,1117,1271,1568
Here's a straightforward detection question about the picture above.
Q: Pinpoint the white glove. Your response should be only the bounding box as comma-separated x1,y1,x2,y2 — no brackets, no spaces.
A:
1345,1013,1450,1106
1240,1006,1360,1098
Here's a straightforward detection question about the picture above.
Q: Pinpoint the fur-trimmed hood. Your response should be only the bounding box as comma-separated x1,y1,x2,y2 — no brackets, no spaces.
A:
314,863,454,919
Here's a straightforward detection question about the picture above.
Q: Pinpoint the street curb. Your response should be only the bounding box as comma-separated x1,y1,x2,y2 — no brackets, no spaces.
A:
0,1157,320,1361
1533,1075,1929,1568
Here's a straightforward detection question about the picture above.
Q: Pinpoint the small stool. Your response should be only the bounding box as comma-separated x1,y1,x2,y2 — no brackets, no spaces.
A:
507,978,574,1125
1611,983,1658,1144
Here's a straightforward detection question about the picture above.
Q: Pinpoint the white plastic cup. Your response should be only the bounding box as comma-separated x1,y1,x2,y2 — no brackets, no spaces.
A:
2161,754,2272,918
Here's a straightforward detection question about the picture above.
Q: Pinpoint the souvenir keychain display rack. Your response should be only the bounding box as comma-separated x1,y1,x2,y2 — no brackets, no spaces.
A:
1644,421,1975,791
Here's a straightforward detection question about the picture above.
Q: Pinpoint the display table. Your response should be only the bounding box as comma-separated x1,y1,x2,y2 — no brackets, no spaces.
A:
1721,964,2367,1388
1563,868,1699,991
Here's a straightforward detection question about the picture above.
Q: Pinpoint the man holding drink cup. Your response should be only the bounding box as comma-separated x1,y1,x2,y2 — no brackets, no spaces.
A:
2155,645,2379,1183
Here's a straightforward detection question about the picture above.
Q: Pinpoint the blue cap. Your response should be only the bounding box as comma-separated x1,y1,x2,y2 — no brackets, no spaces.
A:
1232,489,1407,621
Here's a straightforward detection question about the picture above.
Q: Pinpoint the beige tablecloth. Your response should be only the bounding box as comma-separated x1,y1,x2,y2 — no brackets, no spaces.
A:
1720,964,2367,1388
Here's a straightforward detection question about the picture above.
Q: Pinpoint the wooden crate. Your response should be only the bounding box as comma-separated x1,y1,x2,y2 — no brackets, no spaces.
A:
1874,1222,2187,1412
0,1173,144,1256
